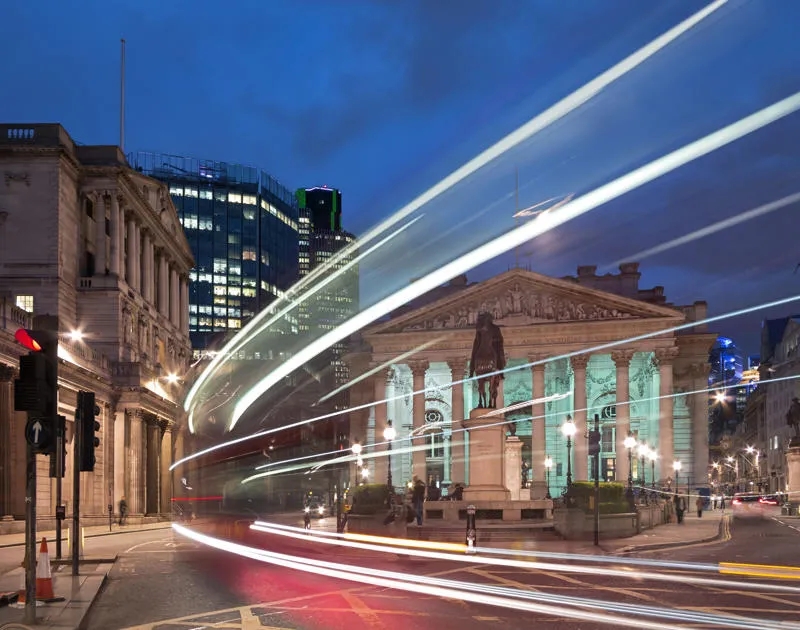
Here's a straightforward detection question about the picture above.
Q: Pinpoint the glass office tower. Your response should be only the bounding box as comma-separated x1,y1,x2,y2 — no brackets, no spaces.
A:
129,152,299,353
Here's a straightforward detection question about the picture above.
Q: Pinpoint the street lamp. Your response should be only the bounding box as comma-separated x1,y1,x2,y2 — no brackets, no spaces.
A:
673,460,682,499
638,443,650,487
383,422,396,493
561,416,576,491
623,434,636,503
544,455,553,499
648,449,658,491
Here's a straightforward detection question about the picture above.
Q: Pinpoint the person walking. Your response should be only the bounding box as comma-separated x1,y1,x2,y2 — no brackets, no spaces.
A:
696,495,704,518
675,495,685,524
119,496,128,526
412,477,426,526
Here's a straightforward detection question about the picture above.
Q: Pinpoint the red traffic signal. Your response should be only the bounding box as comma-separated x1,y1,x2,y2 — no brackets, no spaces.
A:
15,329,42,352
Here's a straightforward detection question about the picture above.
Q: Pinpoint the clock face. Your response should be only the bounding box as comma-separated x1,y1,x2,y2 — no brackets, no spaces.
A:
425,409,444,424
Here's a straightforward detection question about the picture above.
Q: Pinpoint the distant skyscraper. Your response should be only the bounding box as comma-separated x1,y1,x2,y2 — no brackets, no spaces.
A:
130,152,300,353
296,187,358,403
708,336,744,389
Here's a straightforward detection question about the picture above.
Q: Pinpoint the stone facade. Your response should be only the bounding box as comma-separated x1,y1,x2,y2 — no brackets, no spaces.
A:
347,266,715,496
0,124,192,525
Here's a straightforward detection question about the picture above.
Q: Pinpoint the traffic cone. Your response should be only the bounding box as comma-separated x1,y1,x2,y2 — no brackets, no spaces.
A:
35,537,55,600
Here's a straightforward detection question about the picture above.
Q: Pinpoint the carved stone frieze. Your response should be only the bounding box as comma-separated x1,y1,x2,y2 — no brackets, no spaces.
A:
654,347,680,365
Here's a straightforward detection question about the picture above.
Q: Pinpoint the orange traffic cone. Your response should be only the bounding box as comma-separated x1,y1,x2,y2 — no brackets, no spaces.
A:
35,537,55,600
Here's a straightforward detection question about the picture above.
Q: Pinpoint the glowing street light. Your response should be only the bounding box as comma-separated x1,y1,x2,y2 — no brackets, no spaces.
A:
561,416,576,490
383,422,396,491
673,460,682,498
544,455,553,499
351,442,362,456
648,449,658,490
165,373,180,384
714,390,727,404
68,330,83,342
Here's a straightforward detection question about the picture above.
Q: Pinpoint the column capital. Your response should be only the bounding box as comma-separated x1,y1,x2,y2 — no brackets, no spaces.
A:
407,359,429,375
611,349,635,367
447,357,467,373
528,355,547,371
654,346,680,365
367,364,391,382
570,354,590,370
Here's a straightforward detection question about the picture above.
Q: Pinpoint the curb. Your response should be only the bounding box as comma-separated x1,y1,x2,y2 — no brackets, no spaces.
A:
0,524,173,549
76,557,116,630
614,515,728,555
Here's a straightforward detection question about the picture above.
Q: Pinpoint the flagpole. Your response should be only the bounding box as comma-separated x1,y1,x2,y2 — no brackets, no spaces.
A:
514,167,520,269
120,38,126,151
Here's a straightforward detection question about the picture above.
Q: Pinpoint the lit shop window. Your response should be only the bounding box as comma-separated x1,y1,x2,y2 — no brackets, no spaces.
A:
15,295,34,312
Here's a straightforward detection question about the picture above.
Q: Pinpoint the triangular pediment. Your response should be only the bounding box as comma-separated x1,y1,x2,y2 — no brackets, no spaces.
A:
369,268,684,334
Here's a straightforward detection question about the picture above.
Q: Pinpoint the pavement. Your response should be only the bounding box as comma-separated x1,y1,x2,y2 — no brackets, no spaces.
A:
0,509,791,629
0,520,173,549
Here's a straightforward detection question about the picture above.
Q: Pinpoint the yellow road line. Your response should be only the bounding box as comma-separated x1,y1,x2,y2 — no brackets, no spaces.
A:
720,560,800,581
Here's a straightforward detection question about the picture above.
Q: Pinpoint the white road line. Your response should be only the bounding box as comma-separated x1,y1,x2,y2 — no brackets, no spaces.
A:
124,537,174,553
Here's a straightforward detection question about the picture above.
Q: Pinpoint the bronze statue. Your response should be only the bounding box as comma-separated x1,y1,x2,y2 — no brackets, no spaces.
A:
469,312,506,408
787,397,800,442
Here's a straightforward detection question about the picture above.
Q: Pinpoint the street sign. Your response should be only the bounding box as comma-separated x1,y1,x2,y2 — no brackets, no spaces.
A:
55,505,65,520
25,417,51,451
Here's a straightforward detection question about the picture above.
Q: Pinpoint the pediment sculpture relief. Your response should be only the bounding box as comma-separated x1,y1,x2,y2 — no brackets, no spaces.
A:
401,283,637,332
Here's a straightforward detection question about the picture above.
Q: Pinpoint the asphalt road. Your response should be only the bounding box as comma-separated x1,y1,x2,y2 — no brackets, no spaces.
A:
81,516,800,630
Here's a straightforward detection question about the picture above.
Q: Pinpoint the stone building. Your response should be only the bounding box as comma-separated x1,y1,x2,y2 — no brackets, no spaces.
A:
0,124,192,528
347,265,715,496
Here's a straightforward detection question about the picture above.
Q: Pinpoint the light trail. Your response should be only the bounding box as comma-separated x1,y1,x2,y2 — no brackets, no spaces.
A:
249,520,800,595
608,191,800,269
174,523,684,630
229,90,800,429
184,0,728,426
184,215,423,418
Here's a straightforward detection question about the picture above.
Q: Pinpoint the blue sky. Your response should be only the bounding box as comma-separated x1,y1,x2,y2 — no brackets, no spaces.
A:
2,0,800,354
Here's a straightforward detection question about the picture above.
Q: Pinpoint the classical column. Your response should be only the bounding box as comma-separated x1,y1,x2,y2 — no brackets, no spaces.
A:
128,411,144,514
656,348,678,482
530,357,547,488
160,429,173,514
158,253,169,317
180,276,189,334
133,221,142,292
126,217,136,287
145,420,161,514
408,359,429,481
109,194,121,276
170,267,179,327
373,369,389,486
142,231,153,303
94,194,107,274
113,410,126,515
571,355,589,482
690,362,711,488
613,350,634,484
449,358,466,485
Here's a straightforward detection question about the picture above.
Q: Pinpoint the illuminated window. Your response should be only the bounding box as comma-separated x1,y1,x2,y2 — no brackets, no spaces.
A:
227,287,241,296
242,194,257,205
227,234,240,245
15,295,33,313
242,288,256,297
242,248,257,261
228,193,242,203
169,186,183,196
213,259,227,273
243,209,256,221
213,296,226,305
214,307,227,316
213,285,226,295
228,319,241,329
199,189,212,200
185,187,198,198
214,191,226,202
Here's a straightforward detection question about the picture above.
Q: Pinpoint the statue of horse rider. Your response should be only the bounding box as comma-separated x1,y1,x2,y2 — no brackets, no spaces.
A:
469,312,506,408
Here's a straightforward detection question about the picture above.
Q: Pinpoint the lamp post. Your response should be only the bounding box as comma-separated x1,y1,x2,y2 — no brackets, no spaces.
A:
638,443,649,487
561,416,577,493
544,455,553,499
623,434,636,505
673,460,682,500
649,449,658,491
383,422,396,494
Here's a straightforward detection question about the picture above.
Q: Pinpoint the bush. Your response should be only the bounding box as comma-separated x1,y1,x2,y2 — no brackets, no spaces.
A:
568,482,629,513
349,484,390,515
598,501,633,515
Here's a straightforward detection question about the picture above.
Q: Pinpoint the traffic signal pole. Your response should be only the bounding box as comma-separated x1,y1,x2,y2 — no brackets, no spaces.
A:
72,403,81,575
24,441,36,624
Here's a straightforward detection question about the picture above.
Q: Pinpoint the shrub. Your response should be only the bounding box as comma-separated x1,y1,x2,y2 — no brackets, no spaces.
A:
568,482,629,513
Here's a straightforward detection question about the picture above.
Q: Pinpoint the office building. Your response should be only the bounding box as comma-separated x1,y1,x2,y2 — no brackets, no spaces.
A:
128,152,300,353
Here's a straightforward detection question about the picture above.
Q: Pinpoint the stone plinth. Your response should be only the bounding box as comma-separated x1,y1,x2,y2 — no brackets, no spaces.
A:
787,444,800,505
529,480,549,500
505,436,523,501
462,409,509,501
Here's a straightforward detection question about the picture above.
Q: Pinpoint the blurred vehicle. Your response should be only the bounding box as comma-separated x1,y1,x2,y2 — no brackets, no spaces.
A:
759,494,781,506
308,502,327,518
731,493,763,520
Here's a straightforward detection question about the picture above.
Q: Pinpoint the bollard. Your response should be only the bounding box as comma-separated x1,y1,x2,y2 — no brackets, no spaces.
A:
465,504,477,553
81,527,85,559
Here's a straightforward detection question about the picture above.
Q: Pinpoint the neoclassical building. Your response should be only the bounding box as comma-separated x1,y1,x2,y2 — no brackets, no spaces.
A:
347,265,715,496
0,124,192,528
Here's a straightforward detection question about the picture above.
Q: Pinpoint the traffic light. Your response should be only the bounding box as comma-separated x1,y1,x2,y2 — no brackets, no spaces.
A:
77,391,100,472
13,327,58,455
588,414,602,457
49,415,67,478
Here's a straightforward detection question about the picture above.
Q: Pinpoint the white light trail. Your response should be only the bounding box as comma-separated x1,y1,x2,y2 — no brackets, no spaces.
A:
175,524,683,629
608,191,800,268
231,91,800,429
183,215,423,416
186,0,727,426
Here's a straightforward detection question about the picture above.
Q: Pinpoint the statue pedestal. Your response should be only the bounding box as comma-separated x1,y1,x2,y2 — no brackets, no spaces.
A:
786,443,800,505
505,436,523,501
462,409,509,501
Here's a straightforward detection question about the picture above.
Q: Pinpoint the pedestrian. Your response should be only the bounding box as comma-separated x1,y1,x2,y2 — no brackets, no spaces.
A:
720,495,726,511
119,496,128,526
412,476,426,526
675,495,685,524
695,495,704,518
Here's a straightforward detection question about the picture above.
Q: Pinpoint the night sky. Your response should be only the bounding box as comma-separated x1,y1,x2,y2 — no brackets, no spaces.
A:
2,0,799,355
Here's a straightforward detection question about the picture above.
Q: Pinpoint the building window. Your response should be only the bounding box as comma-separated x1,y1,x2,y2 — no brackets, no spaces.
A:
85,199,94,219
15,295,34,313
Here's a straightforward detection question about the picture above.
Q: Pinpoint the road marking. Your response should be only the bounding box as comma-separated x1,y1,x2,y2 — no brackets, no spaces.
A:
720,561,800,581
339,590,385,627
124,537,174,553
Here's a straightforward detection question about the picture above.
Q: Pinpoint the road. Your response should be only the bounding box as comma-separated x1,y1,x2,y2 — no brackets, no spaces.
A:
80,515,800,630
